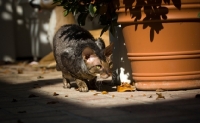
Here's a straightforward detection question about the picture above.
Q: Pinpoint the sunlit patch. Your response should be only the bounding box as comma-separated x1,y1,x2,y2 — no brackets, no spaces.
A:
120,67,131,84
17,19,23,25
1,12,12,20
3,55,14,62
40,32,48,44
16,6,23,15
5,3,12,12
42,23,49,31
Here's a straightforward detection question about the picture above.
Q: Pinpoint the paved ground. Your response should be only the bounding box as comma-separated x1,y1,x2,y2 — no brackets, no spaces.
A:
0,63,200,123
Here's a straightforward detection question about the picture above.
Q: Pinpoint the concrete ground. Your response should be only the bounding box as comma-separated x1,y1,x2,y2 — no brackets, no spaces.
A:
0,63,200,123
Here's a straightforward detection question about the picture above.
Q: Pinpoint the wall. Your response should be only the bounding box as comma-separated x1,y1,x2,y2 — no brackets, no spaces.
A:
0,0,133,84
0,0,52,62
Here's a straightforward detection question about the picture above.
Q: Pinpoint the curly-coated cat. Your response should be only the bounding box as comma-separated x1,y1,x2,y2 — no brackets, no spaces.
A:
53,24,113,92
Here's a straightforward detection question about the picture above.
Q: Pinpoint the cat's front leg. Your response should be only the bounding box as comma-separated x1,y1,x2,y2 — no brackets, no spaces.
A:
76,79,88,92
62,72,73,89
63,77,71,89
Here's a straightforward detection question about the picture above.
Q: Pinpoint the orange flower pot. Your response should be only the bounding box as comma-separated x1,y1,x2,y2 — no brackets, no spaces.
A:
117,1,200,90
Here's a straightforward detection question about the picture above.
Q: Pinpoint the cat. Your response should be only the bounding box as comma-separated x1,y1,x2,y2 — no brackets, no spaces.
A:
53,24,113,92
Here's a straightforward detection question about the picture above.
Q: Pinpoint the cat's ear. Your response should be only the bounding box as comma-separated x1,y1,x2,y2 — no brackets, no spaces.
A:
104,42,113,57
82,47,95,60
95,38,105,50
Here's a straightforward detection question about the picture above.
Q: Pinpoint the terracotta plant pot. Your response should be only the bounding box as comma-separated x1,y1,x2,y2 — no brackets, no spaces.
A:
117,0,200,90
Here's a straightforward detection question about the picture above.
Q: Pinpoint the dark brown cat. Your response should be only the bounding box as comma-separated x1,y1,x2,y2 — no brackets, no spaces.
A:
53,24,113,92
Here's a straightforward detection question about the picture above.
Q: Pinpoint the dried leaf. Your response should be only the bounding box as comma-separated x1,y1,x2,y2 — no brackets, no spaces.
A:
17,68,23,74
65,95,68,97
102,91,108,94
148,95,153,98
28,94,39,98
37,76,44,79
117,83,135,92
47,101,59,104
126,98,129,100
156,93,165,100
53,92,59,96
93,93,100,96
112,95,115,98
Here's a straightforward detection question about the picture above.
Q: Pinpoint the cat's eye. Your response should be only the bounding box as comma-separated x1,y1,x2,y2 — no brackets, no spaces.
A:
96,65,102,69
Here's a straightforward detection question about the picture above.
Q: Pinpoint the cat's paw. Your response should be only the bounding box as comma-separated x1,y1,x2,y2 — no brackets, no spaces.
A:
63,82,71,89
63,78,71,89
76,80,89,92
78,86,89,92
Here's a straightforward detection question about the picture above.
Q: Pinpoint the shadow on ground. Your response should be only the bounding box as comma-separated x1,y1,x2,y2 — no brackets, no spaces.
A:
0,68,200,123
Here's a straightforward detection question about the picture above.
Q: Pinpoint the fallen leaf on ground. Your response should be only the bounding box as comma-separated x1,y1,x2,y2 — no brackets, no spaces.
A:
17,68,23,74
102,91,108,94
47,101,59,104
156,93,165,100
117,83,135,92
53,92,59,96
28,94,39,98
93,93,100,96
37,76,44,79
65,95,68,97
112,95,115,98
148,95,153,98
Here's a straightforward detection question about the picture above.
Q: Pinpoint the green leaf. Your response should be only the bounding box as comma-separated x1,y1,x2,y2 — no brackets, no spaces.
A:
63,9,69,16
89,4,97,17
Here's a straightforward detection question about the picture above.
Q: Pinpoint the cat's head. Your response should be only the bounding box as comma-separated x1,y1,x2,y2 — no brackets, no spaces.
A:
82,40,113,79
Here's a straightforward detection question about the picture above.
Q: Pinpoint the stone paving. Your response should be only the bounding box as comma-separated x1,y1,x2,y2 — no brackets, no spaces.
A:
0,63,200,123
